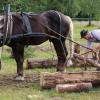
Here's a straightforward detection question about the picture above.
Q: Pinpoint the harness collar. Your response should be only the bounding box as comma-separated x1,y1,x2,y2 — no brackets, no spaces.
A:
3,13,13,45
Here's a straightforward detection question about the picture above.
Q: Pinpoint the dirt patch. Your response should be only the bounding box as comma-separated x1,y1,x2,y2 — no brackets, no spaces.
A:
0,73,40,88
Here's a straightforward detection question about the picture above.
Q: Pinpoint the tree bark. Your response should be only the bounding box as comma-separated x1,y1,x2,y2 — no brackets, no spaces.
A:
56,83,92,93
40,71,100,89
88,15,92,26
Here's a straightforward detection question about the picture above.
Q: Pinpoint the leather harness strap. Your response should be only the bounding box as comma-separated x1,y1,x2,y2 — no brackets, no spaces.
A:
22,13,32,34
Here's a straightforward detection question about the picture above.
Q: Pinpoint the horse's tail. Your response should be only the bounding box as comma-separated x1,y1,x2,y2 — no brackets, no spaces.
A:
65,16,74,57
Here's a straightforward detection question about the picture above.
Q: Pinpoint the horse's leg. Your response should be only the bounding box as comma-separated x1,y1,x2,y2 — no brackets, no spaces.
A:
52,39,68,72
12,44,24,81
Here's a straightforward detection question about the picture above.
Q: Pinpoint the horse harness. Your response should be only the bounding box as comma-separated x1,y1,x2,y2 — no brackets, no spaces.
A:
21,13,47,37
3,13,48,45
22,13,32,34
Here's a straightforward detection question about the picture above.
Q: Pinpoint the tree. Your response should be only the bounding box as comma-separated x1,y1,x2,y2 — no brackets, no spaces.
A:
80,0,100,25
46,0,81,17
63,0,81,17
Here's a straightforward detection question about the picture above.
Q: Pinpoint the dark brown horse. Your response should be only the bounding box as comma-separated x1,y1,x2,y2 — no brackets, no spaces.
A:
0,10,73,80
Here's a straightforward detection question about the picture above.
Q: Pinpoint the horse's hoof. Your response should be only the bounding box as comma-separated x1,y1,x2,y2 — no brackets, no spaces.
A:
15,76,25,81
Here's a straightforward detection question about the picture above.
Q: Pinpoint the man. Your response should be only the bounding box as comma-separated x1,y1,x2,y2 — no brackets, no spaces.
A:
80,29,100,63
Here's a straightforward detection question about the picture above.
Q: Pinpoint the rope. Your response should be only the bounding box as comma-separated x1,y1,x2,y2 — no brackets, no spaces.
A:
41,23,94,52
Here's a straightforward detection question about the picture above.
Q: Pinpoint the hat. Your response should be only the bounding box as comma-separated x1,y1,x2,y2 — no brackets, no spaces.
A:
80,30,88,38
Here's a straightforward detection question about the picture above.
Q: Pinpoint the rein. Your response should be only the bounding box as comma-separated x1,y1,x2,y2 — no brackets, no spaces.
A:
41,22,94,52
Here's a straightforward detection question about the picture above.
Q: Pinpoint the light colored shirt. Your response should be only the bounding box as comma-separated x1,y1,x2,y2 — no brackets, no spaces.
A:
86,29,100,48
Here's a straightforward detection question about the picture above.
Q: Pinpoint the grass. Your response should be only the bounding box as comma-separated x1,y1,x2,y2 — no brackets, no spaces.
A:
0,22,100,100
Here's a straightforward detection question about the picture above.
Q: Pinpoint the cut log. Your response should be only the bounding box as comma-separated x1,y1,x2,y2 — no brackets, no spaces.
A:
56,83,92,93
40,71,100,89
26,59,57,69
73,53,100,68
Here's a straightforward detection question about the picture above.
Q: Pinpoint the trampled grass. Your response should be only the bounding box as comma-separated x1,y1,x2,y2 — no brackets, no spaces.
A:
0,22,100,100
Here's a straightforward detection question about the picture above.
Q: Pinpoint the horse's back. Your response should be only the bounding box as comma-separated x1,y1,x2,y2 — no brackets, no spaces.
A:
41,10,70,37
21,11,70,37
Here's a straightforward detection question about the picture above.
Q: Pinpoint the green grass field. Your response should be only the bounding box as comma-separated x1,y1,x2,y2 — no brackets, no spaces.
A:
0,22,100,100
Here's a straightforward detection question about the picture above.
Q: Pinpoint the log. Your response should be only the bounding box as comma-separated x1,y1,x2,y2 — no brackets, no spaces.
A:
74,44,80,54
40,71,100,89
73,53,100,68
56,83,92,93
26,59,57,69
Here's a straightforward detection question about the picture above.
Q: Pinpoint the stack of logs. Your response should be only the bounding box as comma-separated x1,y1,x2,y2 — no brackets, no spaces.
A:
26,44,100,93
40,71,100,93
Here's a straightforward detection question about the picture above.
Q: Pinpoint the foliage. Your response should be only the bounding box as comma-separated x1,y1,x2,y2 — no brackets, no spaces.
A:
46,0,81,17
79,0,100,25
0,0,100,19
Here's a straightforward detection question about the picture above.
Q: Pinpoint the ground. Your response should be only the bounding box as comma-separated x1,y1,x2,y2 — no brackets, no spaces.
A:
0,22,100,100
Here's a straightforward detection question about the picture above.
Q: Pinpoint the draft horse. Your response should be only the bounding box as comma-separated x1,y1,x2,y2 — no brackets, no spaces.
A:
0,10,73,80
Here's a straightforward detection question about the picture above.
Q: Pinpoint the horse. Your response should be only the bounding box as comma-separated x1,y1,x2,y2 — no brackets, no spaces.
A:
0,10,73,80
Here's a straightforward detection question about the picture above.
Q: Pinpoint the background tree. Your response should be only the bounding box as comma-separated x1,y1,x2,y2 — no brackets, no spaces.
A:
46,0,81,17
80,0,100,25
0,0,100,21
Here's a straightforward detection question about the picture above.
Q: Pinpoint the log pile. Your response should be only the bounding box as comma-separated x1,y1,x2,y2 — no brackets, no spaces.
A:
26,59,57,69
40,71,100,90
